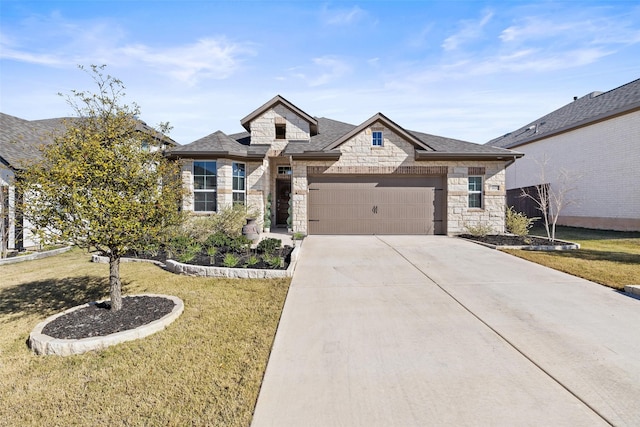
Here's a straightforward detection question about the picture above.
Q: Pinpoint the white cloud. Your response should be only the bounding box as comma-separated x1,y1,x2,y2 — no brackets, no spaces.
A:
0,13,254,85
442,10,494,51
119,38,255,85
321,5,367,26
289,56,351,87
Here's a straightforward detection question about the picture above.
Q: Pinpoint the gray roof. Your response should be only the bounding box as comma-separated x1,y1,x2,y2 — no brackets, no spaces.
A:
169,130,269,159
486,78,640,149
0,113,67,169
170,96,520,160
1,112,177,170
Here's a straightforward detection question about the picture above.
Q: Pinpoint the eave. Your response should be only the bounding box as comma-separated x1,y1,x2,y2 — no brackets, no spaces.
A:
166,150,267,161
415,150,523,161
503,102,640,150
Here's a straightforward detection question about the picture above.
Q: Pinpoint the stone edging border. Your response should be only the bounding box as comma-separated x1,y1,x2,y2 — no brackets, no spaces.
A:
460,237,580,251
91,241,302,279
625,285,640,299
0,246,72,266
166,244,301,278
28,294,184,356
91,254,165,267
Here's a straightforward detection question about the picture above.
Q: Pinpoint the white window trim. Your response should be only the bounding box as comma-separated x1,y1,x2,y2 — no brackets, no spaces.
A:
468,176,483,209
232,162,246,205
372,130,383,147
193,160,217,212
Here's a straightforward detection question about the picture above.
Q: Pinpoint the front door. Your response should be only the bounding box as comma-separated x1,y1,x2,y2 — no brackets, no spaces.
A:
276,179,291,226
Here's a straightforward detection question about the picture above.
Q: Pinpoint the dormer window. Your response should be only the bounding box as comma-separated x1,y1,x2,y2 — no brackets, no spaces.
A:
275,123,286,139
372,130,383,146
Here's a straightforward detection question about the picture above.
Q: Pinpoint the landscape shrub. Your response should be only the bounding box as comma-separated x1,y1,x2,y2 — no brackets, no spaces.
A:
222,253,240,268
165,234,192,259
257,238,282,255
245,254,260,267
464,222,494,237
205,231,232,248
263,254,282,269
505,206,538,236
176,243,201,263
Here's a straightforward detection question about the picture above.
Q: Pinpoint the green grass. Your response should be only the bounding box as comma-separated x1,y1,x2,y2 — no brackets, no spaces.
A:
503,226,640,290
0,248,290,426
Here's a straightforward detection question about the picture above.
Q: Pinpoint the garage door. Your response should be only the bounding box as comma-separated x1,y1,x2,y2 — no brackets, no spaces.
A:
308,175,445,235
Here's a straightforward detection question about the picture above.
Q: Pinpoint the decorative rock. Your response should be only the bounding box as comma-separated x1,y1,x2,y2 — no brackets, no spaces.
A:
28,294,184,356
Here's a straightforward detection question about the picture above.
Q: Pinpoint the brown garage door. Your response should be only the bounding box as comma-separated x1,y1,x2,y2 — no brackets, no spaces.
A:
308,175,445,235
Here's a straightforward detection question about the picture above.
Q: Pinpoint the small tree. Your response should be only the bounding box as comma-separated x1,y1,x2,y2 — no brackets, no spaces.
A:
18,65,184,311
520,155,580,242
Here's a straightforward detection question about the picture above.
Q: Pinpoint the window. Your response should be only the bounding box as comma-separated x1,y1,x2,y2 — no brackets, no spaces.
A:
232,162,246,205
278,166,292,175
193,161,217,212
275,123,286,139
372,130,383,146
468,176,483,208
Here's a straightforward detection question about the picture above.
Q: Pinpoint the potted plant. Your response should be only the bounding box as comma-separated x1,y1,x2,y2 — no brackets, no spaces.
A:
263,193,272,232
286,193,293,232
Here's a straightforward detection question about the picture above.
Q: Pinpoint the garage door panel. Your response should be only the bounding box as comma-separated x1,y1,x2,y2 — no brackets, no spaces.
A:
308,175,445,235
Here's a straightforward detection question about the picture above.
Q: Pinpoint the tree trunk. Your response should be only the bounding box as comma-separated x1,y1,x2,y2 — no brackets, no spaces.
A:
109,255,123,311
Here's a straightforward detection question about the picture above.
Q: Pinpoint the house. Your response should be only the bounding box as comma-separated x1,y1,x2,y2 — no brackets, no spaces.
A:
0,113,66,252
0,112,176,253
486,78,640,231
168,96,521,235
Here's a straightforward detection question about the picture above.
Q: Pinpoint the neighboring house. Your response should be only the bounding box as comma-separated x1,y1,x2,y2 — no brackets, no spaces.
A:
0,112,175,253
168,95,521,235
0,113,65,252
486,78,640,231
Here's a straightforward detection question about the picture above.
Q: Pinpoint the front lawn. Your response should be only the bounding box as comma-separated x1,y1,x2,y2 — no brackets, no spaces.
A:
502,226,640,290
0,249,290,426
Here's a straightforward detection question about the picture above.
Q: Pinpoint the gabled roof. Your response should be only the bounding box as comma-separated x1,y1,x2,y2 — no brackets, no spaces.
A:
177,95,520,161
486,78,640,149
324,113,433,151
240,95,318,135
282,115,517,160
168,130,268,160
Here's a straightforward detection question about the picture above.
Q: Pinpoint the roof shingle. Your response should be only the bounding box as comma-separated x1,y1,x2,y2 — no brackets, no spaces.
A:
486,78,640,149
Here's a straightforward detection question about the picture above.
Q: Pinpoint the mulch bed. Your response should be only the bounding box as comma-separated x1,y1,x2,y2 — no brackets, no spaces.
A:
459,234,557,246
122,246,294,270
42,296,175,340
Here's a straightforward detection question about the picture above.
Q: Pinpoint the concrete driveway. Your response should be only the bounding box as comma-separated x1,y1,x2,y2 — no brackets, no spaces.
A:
252,236,640,426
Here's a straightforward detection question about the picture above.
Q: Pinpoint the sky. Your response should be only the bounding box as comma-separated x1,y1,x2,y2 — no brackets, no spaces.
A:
1,0,639,145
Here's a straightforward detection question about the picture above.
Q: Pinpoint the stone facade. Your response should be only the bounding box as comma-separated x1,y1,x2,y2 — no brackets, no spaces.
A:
290,125,507,235
178,99,512,236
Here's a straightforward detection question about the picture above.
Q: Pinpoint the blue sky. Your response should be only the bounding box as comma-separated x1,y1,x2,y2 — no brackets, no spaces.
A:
1,1,639,145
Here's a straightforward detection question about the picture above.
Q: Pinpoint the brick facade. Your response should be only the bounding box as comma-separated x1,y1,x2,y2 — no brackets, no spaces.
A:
506,110,640,231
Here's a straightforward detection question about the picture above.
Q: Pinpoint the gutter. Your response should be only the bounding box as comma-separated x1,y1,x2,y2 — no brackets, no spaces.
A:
166,150,267,161
415,150,524,161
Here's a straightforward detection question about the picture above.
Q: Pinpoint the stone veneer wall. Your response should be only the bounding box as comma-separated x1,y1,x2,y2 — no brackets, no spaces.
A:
180,158,265,225
249,104,311,154
291,125,507,235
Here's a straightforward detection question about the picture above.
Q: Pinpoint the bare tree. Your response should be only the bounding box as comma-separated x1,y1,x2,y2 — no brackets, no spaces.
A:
521,155,580,242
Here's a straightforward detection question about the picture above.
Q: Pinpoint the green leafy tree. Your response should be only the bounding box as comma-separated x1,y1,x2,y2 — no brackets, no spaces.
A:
18,65,184,311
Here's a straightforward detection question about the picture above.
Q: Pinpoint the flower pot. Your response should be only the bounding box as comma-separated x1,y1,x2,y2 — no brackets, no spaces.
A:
242,218,260,242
